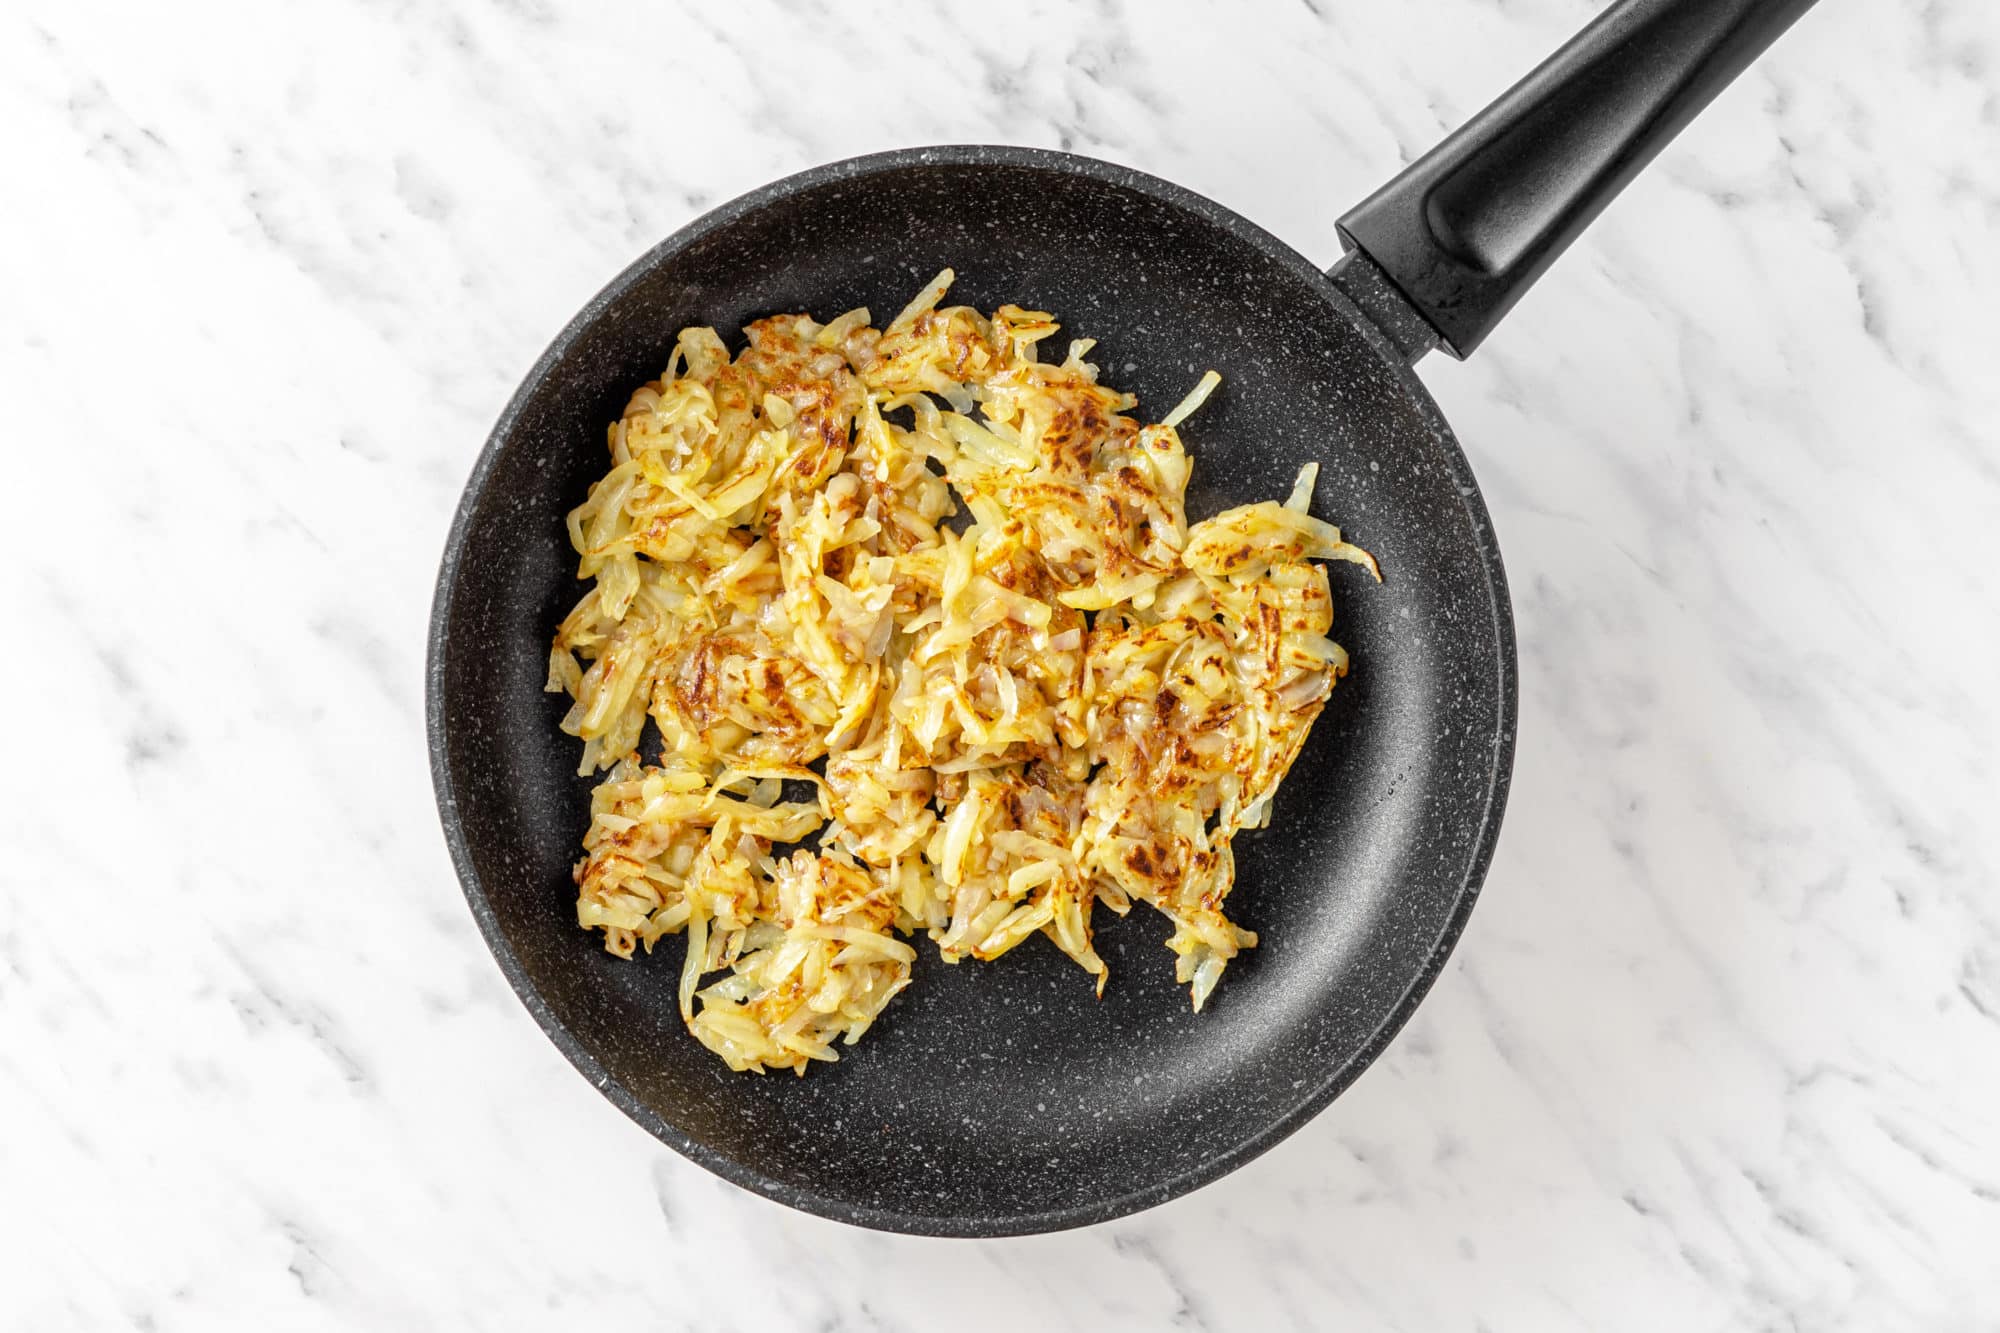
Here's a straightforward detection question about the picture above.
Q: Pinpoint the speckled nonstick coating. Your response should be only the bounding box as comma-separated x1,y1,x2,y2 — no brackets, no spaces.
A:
427,146,1516,1236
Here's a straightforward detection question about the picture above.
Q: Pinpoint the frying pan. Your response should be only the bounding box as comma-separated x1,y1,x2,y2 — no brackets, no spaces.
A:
429,0,1817,1235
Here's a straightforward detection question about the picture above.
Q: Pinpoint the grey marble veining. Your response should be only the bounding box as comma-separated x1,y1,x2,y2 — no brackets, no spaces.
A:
3,0,1997,1328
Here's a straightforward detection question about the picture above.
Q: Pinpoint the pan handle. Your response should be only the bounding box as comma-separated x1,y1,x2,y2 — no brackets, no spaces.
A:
1330,0,1818,362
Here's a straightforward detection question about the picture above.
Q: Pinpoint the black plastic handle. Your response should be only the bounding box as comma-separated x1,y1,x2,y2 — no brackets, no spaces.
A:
1333,0,1818,361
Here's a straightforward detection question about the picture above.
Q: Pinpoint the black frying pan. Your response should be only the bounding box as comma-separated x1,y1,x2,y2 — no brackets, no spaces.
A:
429,0,1816,1235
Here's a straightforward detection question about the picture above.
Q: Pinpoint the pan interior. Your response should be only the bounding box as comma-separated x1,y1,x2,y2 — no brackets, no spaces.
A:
432,151,1511,1233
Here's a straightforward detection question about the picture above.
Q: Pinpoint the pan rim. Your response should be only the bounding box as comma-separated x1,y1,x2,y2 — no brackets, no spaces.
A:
425,144,1518,1237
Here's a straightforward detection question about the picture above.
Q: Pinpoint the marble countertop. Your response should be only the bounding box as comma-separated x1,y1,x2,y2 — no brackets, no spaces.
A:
7,0,1999,1327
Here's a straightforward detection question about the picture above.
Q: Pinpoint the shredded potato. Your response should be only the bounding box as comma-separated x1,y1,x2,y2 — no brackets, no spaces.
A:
548,271,1379,1073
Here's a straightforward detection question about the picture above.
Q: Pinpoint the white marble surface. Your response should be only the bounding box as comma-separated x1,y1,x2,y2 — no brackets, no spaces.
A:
5,0,1998,1327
